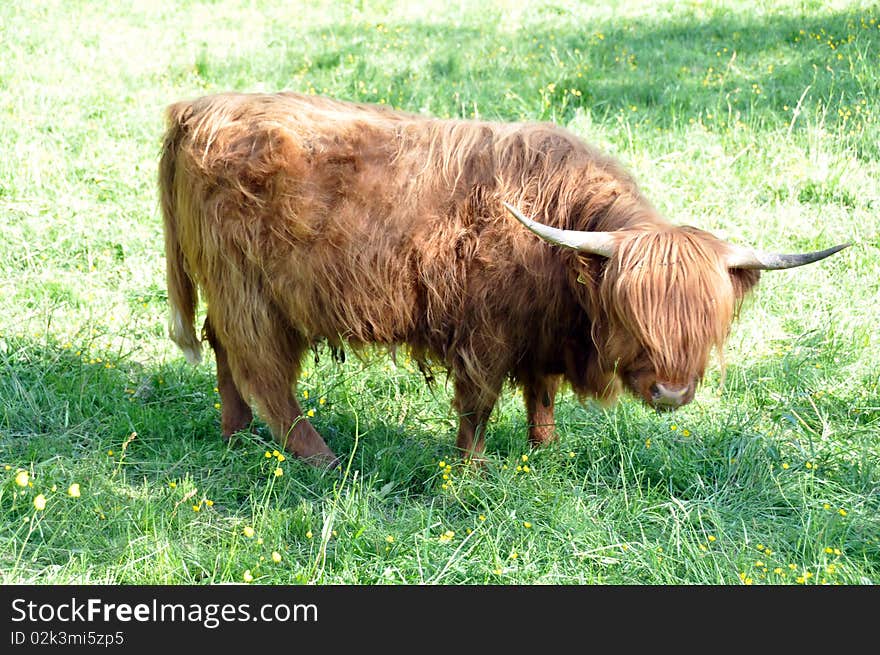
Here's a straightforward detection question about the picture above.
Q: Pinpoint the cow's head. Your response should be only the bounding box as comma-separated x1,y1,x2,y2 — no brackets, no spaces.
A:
503,202,849,411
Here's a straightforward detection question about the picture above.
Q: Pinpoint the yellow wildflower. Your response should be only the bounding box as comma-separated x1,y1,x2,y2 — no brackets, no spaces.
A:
306,530,313,539
33,494,47,511
243,570,254,583
385,535,395,543
15,470,29,487
272,551,282,564
243,526,255,538
68,483,81,498
523,521,532,529
274,467,284,477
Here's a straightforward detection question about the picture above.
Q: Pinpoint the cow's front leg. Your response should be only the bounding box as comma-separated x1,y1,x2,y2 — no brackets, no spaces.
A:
453,377,500,461
523,375,561,446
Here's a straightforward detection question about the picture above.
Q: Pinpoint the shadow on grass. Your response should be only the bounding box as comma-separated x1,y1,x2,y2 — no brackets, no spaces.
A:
3,331,876,506
0,335,479,501
174,6,879,157
2,331,878,583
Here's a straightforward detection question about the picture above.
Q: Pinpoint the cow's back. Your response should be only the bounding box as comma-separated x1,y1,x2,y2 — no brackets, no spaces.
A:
164,92,482,354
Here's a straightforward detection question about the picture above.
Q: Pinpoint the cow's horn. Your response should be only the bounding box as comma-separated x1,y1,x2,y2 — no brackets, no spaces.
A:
502,202,617,257
725,242,851,270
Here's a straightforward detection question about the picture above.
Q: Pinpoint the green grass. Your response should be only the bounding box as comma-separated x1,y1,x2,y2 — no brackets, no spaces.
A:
1,0,878,585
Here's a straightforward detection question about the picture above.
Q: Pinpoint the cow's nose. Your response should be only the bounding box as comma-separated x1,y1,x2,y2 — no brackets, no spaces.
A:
649,382,690,408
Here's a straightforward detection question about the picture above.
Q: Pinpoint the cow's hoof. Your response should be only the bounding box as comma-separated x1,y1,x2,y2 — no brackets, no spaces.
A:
300,450,341,471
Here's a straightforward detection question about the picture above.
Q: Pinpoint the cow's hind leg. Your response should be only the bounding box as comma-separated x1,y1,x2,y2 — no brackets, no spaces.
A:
523,374,561,447
217,316,337,468
204,317,253,440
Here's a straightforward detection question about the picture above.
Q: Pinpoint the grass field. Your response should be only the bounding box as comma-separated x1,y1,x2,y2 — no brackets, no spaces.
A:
1,0,878,585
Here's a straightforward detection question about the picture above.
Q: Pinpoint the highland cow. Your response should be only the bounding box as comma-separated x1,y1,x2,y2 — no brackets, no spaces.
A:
159,92,847,467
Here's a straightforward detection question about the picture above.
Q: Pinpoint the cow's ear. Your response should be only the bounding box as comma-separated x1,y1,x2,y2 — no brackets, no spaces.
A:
570,256,603,317
729,268,761,301
573,253,609,287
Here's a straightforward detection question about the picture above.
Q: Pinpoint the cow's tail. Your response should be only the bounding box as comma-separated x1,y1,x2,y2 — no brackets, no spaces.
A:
159,102,201,365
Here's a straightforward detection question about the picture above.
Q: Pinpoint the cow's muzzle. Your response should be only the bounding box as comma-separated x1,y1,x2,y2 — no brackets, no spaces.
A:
649,381,693,410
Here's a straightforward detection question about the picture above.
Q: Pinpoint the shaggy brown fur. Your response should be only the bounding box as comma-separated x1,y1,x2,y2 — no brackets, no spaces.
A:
159,91,760,465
